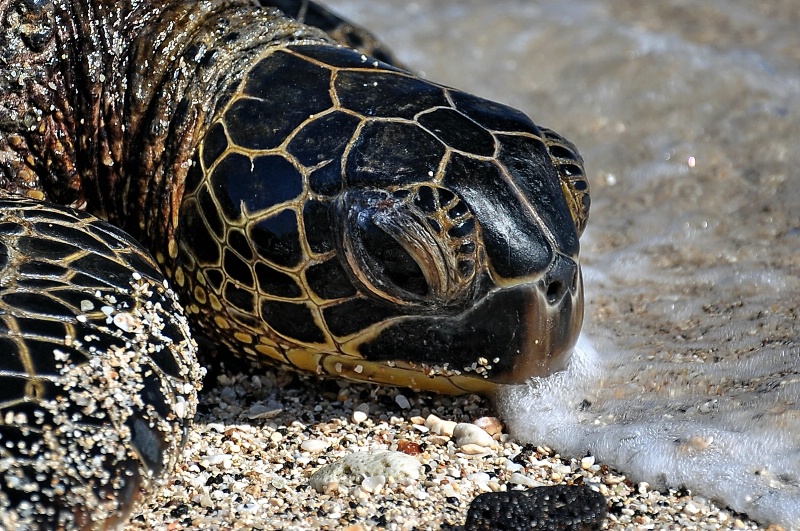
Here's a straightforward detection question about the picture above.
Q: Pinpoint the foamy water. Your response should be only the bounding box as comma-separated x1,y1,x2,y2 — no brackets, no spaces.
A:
326,0,800,527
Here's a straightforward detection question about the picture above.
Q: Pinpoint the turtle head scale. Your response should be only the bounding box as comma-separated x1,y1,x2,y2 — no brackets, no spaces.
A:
175,42,589,394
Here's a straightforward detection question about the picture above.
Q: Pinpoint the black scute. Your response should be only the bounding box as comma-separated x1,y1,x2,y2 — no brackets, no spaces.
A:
322,297,404,338
211,153,304,219
260,299,326,343
225,51,332,150
0,339,25,372
417,108,496,157
13,316,69,341
248,210,304,268
289,110,360,167
23,338,86,376
290,44,405,72
201,121,229,170
228,229,254,261
497,135,579,257
305,258,357,300
443,154,552,279
347,121,444,187
2,292,75,320
15,277,67,290
71,253,147,290
223,248,255,288
302,199,336,254
17,261,68,278
16,237,80,261
449,90,539,133
181,208,220,265
288,110,360,196
0,222,24,236
197,186,225,239
33,222,116,258
224,283,256,314
336,69,449,119
255,262,303,298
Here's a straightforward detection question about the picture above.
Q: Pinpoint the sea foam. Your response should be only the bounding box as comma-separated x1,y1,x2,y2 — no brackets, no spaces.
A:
497,282,800,528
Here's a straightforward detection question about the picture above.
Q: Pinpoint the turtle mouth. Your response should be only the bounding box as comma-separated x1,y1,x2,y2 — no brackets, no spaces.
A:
356,254,584,387
496,256,584,384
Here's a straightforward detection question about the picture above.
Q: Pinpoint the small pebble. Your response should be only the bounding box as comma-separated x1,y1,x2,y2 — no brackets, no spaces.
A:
113,312,137,332
301,439,328,452
395,394,411,409
360,475,386,494
427,435,449,446
310,450,422,494
396,440,423,456
453,423,494,448
425,414,456,437
473,416,503,436
205,454,227,466
352,404,369,424
459,443,492,456
247,403,282,419
509,472,541,488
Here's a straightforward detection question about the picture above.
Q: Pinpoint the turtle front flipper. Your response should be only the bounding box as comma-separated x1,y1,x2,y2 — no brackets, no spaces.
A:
176,42,588,394
0,194,201,530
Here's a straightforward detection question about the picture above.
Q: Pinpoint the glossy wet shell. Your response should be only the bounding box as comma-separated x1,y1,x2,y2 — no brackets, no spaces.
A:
174,43,588,394
0,194,201,529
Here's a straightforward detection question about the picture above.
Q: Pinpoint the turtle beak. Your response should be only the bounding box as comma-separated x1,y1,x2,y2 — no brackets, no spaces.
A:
490,254,583,384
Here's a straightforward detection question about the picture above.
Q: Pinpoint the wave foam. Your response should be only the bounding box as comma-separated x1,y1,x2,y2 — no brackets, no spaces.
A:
497,333,800,528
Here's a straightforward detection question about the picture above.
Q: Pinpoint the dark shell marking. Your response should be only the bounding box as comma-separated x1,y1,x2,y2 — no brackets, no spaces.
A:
176,44,588,394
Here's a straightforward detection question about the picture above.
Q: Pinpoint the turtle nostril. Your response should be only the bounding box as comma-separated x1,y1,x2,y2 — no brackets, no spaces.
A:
546,280,564,304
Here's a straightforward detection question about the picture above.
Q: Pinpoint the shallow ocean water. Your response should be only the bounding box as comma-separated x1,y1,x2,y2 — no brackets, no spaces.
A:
324,0,800,527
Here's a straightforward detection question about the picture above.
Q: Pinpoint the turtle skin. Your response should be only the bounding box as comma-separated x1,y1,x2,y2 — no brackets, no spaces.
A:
0,0,591,528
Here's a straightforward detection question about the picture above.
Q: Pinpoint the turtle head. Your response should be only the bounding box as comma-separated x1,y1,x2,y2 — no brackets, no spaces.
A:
176,44,589,393
333,96,589,389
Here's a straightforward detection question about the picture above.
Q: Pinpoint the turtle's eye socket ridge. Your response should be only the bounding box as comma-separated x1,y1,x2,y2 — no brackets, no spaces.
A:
540,127,590,238
335,187,481,310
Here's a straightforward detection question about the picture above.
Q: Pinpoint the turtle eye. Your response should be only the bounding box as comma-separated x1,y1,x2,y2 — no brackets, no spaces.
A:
359,218,429,297
540,127,590,238
335,187,480,309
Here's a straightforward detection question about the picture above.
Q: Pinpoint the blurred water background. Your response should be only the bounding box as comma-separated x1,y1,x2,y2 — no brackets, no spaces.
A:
324,1,800,527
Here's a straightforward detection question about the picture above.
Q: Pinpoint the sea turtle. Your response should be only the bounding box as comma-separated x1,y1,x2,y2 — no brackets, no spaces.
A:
0,0,591,528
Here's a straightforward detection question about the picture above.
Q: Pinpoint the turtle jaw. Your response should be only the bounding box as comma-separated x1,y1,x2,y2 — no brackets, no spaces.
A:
490,259,584,385
354,254,584,390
